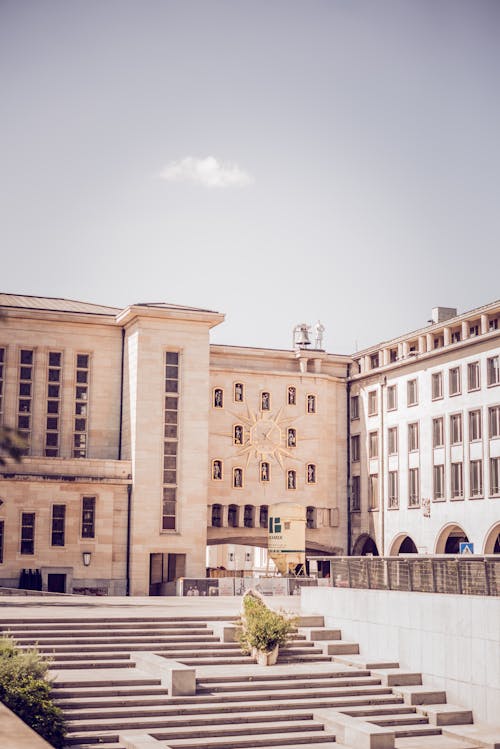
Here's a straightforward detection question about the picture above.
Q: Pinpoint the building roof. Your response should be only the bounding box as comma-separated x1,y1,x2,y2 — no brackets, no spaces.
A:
0,293,120,316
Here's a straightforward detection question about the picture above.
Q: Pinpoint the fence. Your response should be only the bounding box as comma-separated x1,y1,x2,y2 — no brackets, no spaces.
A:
328,555,500,596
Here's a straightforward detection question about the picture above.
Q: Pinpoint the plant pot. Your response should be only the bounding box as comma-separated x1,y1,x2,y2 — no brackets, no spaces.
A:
252,645,279,666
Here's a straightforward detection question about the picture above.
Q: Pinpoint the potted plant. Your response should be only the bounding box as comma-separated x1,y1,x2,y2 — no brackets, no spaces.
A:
236,590,296,666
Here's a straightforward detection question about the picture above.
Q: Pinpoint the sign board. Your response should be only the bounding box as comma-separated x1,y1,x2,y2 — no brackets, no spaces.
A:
459,542,474,555
268,502,306,575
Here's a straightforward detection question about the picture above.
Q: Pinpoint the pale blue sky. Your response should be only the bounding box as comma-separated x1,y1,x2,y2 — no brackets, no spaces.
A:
1,0,499,353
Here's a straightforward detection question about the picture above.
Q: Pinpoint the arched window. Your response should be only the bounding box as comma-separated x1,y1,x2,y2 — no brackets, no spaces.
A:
211,504,222,528
288,386,296,405
261,391,270,411
212,460,223,480
228,504,238,527
233,425,244,445
307,463,316,483
244,505,254,528
234,383,244,402
259,505,268,528
213,388,223,408
287,469,296,490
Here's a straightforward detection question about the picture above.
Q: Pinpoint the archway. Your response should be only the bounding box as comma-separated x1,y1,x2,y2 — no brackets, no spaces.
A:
389,533,418,555
435,523,469,554
483,523,500,554
352,534,379,556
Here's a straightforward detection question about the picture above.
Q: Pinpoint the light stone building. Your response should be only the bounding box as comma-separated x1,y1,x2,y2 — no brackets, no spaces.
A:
0,294,498,596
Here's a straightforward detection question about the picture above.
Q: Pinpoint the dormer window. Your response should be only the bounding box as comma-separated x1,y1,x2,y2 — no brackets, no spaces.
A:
451,330,461,343
469,324,479,337
389,348,398,363
370,353,379,369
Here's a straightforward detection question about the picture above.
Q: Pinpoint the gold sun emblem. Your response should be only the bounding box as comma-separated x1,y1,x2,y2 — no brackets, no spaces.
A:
233,406,300,469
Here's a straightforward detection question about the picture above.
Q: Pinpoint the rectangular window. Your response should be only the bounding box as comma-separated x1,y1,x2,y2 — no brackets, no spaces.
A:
81,496,96,538
408,422,419,452
490,406,500,438
388,426,398,455
351,476,360,511
73,354,90,457
51,504,66,546
407,379,418,406
45,352,62,457
432,372,443,400
369,474,379,510
351,434,360,462
387,385,397,411
433,464,444,500
369,431,378,459
20,512,35,554
449,367,461,396
370,353,379,369
467,362,480,391
470,460,483,498
234,383,244,402
487,356,500,386
0,347,4,423
433,417,444,448
350,395,359,420
490,317,499,331
451,462,463,499
17,349,33,453
469,324,479,337
450,413,463,444
469,410,482,442
388,471,398,509
0,519,4,563
368,390,378,416
163,352,179,530
491,457,500,495
408,468,420,507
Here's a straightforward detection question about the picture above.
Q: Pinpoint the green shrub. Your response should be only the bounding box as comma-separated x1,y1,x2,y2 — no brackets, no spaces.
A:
236,592,296,654
0,637,66,748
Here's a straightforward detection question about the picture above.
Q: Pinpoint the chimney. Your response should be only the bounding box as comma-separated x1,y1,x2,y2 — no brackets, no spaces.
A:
431,306,457,324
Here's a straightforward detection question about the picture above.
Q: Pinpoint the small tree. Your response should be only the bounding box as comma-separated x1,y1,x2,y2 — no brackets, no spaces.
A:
236,591,296,655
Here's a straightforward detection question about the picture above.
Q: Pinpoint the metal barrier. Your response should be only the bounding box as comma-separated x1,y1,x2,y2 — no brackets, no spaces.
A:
328,556,500,596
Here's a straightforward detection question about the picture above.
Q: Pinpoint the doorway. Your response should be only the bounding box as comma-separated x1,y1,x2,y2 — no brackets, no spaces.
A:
47,573,66,593
149,553,186,595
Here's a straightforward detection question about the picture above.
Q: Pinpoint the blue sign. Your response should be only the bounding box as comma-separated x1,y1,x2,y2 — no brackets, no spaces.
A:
459,542,474,555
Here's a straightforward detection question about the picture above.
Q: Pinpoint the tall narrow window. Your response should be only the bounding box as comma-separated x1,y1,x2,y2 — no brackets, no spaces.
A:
306,463,316,484
369,431,378,458
369,474,379,509
233,467,243,488
259,505,268,528
432,372,443,400
51,504,66,546
213,388,223,408
163,352,179,530
20,512,35,554
234,383,244,402
491,457,500,495
487,356,500,386
233,425,243,445
45,351,62,457
450,413,463,444
288,386,296,405
449,367,461,396
307,394,316,413
244,505,254,528
287,469,296,490
351,435,360,462
468,362,480,391
388,471,398,509
433,417,444,448
0,347,4,423
489,406,500,438
407,379,418,406
0,520,4,563
211,504,222,528
81,496,96,538
18,349,34,453
261,391,270,411
408,422,419,452
260,462,270,482
387,385,397,411
408,468,419,507
287,428,296,448
306,506,316,529
228,504,238,527
351,476,360,511
388,427,398,455
73,353,90,458
212,460,223,480
451,463,463,499
367,390,378,416
433,465,444,500
469,410,482,442
350,395,359,419
470,460,483,498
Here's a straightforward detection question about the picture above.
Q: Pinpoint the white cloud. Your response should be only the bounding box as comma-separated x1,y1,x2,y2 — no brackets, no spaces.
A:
160,156,253,188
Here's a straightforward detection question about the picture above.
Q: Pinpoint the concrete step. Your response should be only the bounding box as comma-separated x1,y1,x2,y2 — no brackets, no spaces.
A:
393,724,443,738
393,685,447,706
15,634,218,645
51,677,161,689
441,722,500,748
44,652,131,661
341,705,417,718
416,703,473,726
396,737,482,749
49,660,135,670
31,641,233,653
366,713,430,727
0,616,236,624
134,729,337,749
322,642,360,656
66,744,124,749
332,654,400,669
295,616,325,627
196,669,372,684
298,628,342,641
370,668,423,687
54,685,170,699
126,717,324,741
5,626,213,636
195,677,383,693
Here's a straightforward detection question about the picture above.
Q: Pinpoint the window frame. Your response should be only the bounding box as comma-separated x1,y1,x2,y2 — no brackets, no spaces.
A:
433,464,445,501
487,356,500,387
449,366,461,397
407,379,418,407
431,372,443,400
451,462,464,500
467,361,480,392
387,385,397,411
408,422,419,452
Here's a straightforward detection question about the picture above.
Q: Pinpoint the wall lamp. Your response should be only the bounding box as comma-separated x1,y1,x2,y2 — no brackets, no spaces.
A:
82,551,92,567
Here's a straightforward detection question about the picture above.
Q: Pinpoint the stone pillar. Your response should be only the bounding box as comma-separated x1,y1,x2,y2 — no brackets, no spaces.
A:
461,321,469,340
222,505,229,528
443,327,451,345
481,314,489,334
418,335,426,353
426,333,433,350
382,348,390,366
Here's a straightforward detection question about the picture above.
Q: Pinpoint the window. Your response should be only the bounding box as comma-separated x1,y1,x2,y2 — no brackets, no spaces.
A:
369,431,378,459
261,391,270,411
287,469,296,490
451,463,463,499
487,356,500,386
306,463,316,484
51,504,65,546
407,379,418,406
387,385,397,411
468,362,480,391
350,395,359,419
307,394,316,413
213,388,223,408
81,497,96,538
259,505,268,528
470,460,483,498
433,465,444,500
388,471,398,509
233,468,243,488
408,468,419,507
370,353,379,369
491,457,500,495
163,352,179,530
228,504,238,527
233,425,243,445
490,317,499,331
367,390,378,416
389,348,398,363
0,520,3,563
469,410,482,442
20,512,35,554
489,406,500,438
351,476,360,511
388,427,398,455
45,352,62,456
433,417,444,448
212,460,223,480
260,462,270,482
432,372,443,400
211,504,222,527
408,422,419,451
451,330,461,343
449,367,461,396
287,428,296,448
234,383,244,402
18,349,33,453
469,324,479,337
0,347,4,423
450,413,463,444
74,353,90,458
306,506,316,529
369,474,379,509
244,505,254,528
351,435,360,462
287,386,296,405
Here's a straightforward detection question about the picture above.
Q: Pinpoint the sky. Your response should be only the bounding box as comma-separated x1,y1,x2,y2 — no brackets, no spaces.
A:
1,0,499,354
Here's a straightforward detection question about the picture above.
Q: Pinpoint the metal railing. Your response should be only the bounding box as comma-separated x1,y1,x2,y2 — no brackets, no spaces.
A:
328,556,500,596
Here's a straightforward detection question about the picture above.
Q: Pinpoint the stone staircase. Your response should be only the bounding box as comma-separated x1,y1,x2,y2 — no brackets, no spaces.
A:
0,614,495,749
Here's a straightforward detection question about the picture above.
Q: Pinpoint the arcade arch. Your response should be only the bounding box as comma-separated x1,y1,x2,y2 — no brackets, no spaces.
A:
483,523,500,554
435,523,469,554
352,533,379,556
389,533,418,555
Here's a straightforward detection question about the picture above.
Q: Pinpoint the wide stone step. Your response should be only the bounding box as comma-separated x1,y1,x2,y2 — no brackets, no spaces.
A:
416,703,473,726
322,642,360,656
396,737,482,749
52,677,161,689
332,655,400,669
276,655,333,663
367,713,430,727
152,728,336,749
66,743,124,749
177,656,254,666
30,641,232,653
49,659,134,670
54,685,170,699
196,669,372,684
0,616,235,624
393,724,442,738
341,705,417,718
14,634,218,645
134,717,322,741
196,677,382,693
393,685,447,706
298,628,342,641
44,652,131,661
4,625,213,636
